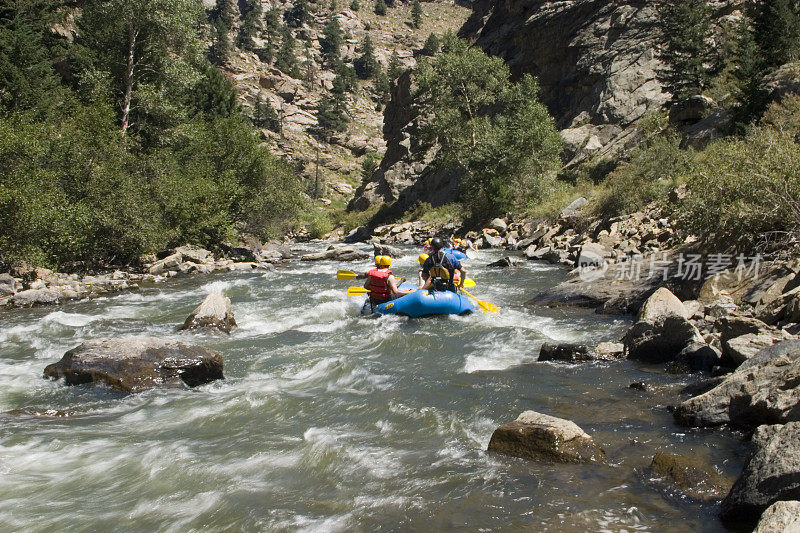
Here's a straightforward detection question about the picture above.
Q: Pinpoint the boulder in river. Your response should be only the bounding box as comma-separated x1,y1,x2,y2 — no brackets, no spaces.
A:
149,252,183,275
10,288,64,307
180,293,236,333
624,288,706,363
674,340,800,428
301,245,370,262
487,410,606,464
44,337,224,392
754,500,800,532
538,342,621,363
487,256,522,268
649,452,731,501
721,422,800,528
372,243,404,259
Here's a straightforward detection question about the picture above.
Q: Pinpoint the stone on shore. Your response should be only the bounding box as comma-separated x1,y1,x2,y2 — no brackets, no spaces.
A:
149,252,183,275
487,410,606,463
10,288,64,307
718,315,794,367
721,422,800,527
301,245,370,262
624,288,705,363
674,340,800,428
650,452,731,501
754,501,800,532
538,342,622,363
180,293,236,333
0,273,17,297
44,337,224,392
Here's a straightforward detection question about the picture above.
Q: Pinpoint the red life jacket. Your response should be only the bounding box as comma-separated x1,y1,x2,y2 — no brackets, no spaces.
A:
367,268,392,300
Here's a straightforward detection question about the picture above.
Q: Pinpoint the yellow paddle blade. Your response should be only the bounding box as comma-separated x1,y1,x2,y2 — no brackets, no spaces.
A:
337,270,358,280
460,288,499,314
463,278,476,288
346,286,370,297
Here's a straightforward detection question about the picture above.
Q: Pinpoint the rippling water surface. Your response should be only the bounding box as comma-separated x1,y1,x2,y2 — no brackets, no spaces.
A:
0,245,745,531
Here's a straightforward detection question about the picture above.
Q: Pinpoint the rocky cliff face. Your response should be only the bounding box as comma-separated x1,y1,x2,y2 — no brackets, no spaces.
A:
348,0,740,212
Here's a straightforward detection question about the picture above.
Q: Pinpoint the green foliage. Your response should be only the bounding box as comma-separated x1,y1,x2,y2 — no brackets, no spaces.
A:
237,0,263,51
420,32,439,56
285,0,311,28
212,0,238,29
656,0,715,103
354,35,378,79
361,151,380,180
252,94,281,132
332,59,357,93
313,92,348,138
276,24,301,78
676,96,800,251
411,0,423,29
374,0,387,16
413,38,562,218
350,0,360,11
373,66,390,104
387,50,403,81
209,19,233,66
320,11,343,67
192,65,239,119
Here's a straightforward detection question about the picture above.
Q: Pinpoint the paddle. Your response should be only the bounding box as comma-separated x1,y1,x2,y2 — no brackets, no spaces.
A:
459,288,499,313
346,286,371,296
338,270,476,288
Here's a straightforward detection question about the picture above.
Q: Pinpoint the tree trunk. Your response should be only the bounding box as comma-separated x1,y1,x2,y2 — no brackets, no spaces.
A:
121,28,137,135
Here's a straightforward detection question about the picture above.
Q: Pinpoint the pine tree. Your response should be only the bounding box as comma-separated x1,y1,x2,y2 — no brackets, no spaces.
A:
285,0,311,28
751,0,800,69
314,92,348,138
411,0,423,29
320,11,343,67
237,0,263,51
420,32,439,56
354,34,378,79
253,93,281,131
333,59,357,92
193,65,239,118
276,24,300,78
303,44,318,88
733,16,769,123
387,49,403,81
374,0,387,16
212,0,238,29
330,0,338,11
209,18,233,65
656,0,715,103
373,65,390,105
350,0,360,11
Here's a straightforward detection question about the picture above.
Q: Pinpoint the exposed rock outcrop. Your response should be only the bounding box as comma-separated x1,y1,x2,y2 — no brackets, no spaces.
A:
721,422,800,527
44,337,224,392
754,500,800,533
180,293,236,334
487,410,606,463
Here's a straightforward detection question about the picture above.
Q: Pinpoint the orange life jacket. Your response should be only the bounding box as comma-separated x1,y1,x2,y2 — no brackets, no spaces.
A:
367,268,392,301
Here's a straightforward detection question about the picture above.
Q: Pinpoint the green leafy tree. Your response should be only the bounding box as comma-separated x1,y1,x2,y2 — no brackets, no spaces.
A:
413,38,562,217
314,91,348,138
285,0,311,28
192,65,239,119
420,32,439,56
374,0,387,16
733,16,768,123
237,0,263,51
656,0,715,103
209,18,233,65
333,58,357,92
354,34,378,79
252,93,281,131
387,49,403,81
361,151,380,179
411,0,423,29
75,0,207,136
320,11,343,67
276,24,300,77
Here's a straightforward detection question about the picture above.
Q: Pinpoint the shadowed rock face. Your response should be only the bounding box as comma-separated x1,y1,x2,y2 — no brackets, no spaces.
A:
44,337,224,392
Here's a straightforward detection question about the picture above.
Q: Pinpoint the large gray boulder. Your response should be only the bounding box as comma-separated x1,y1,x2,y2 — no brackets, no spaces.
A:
301,246,370,262
44,337,224,392
180,293,236,334
10,288,63,307
487,410,606,463
754,500,800,532
624,288,705,363
538,342,622,363
719,315,794,366
372,242,404,259
149,252,183,274
674,340,800,428
0,273,17,297
721,423,800,528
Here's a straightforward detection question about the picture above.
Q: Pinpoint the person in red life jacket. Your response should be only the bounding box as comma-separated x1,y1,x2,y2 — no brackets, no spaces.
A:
420,237,466,292
357,255,412,305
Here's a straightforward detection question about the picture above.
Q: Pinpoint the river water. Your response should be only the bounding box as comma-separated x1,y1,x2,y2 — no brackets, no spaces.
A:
0,245,745,532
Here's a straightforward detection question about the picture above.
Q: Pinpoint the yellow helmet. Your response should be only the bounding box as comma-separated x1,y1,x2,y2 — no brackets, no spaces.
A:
375,255,392,267
418,253,429,266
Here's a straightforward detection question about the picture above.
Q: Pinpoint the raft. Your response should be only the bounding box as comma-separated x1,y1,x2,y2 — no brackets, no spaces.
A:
442,248,469,261
363,282,475,318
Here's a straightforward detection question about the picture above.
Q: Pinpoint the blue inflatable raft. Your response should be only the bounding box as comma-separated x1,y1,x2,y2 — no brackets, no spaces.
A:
442,248,469,261
362,283,474,318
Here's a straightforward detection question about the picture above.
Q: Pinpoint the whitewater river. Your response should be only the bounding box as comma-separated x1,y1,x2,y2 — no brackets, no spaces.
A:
0,245,746,532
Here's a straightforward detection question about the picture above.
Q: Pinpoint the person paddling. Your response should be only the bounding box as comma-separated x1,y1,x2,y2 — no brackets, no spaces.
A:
357,255,412,306
418,252,460,288
420,237,466,292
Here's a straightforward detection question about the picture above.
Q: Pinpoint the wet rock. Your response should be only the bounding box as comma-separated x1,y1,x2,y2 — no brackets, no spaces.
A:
754,501,800,532
670,342,722,373
0,273,17,297
629,382,651,392
596,342,624,358
43,337,224,392
149,252,183,275
488,410,606,464
10,288,63,307
681,376,727,397
301,246,370,262
180,293,236,334
721,422,800,528
372,243,404,258
482,231,503,248
624,288,705,363
539,342,621,363
650,452,731,501
487,256,522,268
674,340,800,428
576,242,609,268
